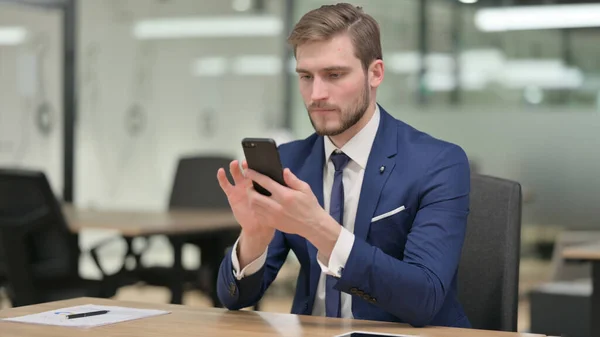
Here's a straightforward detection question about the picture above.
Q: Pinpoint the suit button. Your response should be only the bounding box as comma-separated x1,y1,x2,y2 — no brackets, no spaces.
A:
356,290,364,296
370,298,377,304
350,287,358,294
362,294,370,301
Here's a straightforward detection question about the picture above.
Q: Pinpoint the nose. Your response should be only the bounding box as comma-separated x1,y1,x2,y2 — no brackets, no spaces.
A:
310,77,329,102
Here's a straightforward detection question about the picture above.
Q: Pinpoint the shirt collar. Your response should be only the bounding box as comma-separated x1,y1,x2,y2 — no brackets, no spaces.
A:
324,104,381,169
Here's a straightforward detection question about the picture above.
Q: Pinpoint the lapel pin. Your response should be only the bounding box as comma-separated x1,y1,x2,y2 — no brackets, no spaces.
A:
379,165,385,174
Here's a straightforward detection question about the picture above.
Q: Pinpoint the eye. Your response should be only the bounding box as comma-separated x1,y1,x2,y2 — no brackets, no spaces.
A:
299,74,313,80
329,73,342,79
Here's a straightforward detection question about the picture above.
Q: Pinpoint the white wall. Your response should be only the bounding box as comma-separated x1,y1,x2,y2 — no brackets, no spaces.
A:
75,0,287,210
291,0,600,230
0,2,63,195
3,0,600,231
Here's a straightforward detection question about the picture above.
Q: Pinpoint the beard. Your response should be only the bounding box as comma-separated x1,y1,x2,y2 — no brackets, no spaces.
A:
307,79,370,137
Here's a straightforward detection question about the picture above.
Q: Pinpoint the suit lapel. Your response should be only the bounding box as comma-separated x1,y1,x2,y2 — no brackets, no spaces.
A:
299,137,325,313
300,137,325,208
354,107,398,241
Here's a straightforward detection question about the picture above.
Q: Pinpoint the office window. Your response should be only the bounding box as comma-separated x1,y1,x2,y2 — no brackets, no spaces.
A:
0,2,63,195
76,0,288,210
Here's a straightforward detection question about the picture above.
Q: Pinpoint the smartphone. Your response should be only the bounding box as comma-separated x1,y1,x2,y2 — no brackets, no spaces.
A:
241,137,286,196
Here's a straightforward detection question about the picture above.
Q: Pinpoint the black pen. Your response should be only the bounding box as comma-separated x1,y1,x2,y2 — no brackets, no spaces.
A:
66,310,109,319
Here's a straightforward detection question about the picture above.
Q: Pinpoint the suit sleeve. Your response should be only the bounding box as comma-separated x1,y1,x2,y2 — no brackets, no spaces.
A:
217,230,290,309
333,144,470,327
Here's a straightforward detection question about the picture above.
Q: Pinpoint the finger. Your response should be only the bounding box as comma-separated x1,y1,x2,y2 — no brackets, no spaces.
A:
229,160,245,186
241,160,253,188
216,168,233,195
283,168,309,192
245,169,287,199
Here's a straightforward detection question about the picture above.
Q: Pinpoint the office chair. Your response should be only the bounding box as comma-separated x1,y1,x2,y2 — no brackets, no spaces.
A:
169,155,242,306
0,258,6,307
458,174,522,331
0,168,121,307
132,156,242,306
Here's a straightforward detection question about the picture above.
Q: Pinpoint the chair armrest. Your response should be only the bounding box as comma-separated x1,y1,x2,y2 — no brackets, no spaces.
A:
88,236,126,278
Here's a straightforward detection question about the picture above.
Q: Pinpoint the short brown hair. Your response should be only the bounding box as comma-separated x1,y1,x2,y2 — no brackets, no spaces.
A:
287,3,382,71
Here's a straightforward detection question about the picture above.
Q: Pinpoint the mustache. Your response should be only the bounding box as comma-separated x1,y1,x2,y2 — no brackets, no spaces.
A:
308,102,339,111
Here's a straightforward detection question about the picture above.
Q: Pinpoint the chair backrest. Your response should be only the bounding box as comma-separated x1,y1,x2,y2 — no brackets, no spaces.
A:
458,174,522,332
168,155,234,209
0,168,79,306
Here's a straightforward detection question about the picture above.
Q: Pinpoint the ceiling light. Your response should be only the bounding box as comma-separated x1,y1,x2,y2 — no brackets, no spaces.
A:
231,55,281,76
475,4,600,31
133,16,283,39
232,0,252,12
192,57,228,77
0,26,27,45
496,59,583,89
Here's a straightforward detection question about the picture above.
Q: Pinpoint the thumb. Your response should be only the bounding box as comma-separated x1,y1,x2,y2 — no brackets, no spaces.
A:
283,168,306,191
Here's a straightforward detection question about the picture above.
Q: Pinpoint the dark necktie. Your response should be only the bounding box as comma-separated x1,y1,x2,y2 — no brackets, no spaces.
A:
325,151,350,318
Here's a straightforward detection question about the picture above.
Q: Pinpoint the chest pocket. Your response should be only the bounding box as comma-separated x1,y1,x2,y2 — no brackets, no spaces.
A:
367,205,412,259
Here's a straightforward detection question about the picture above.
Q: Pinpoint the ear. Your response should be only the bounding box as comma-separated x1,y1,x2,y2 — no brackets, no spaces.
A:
368,59,384,88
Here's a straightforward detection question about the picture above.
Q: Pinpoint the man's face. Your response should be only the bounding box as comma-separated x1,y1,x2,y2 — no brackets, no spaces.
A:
295,34,370,136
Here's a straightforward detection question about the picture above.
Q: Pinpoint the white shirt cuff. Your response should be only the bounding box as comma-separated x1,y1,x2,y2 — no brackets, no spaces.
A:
317,227,355,278
231,236,268,280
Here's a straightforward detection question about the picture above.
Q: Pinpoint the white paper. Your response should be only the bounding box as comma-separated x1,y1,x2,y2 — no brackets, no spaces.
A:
1,304,170,328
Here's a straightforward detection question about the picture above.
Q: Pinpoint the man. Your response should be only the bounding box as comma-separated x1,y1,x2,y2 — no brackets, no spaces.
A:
216,3,471,328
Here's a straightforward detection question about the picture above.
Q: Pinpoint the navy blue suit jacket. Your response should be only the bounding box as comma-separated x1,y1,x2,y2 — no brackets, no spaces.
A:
217,106,471,328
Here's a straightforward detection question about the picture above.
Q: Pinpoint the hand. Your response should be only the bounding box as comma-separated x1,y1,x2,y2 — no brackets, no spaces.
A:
217,160,274,240
244,168,341,254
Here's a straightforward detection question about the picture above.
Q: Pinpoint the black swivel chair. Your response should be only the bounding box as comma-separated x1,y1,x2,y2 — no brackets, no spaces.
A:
131,156,242,307
458,174,522,331
0,255,7,306
167,155,241,306
0,168,121,307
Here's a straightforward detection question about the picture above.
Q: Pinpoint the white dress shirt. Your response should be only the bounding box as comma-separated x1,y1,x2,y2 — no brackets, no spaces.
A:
231,105,381,318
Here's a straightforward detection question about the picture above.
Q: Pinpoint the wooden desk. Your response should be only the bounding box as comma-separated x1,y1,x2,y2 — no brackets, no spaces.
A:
63,205,240,305
563,241,600,337
563,242,600,261
0,298,544,337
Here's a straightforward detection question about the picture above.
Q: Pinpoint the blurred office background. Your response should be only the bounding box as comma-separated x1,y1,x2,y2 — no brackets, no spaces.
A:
1,0,600,335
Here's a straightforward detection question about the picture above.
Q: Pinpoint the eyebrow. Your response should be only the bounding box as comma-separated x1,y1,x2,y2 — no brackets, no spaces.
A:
295,66,352,73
